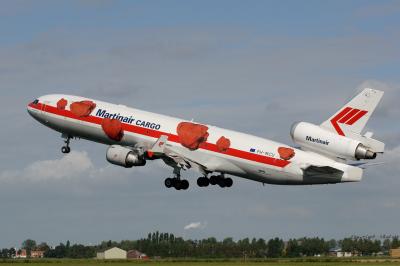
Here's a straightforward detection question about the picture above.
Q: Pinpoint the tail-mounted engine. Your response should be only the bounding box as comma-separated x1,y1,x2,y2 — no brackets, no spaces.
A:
106,145,146,167
291,122,382,160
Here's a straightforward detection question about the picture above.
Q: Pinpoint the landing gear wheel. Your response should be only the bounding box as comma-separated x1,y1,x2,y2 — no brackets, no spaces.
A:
210,175,218,185
164,178,173,188
225,177,233,187
61,146,70,154
197,177,209,187
181,180,189,190
218,178,226,188
197,177,203,187
174,179,182,190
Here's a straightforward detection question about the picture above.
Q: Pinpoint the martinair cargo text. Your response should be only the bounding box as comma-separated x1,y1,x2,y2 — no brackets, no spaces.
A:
27,88,384,190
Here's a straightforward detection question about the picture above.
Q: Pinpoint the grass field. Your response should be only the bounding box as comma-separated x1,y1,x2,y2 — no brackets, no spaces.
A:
1,258,400,266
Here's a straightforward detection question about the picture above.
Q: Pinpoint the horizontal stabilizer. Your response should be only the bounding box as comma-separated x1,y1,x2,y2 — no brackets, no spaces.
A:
303,165,344,179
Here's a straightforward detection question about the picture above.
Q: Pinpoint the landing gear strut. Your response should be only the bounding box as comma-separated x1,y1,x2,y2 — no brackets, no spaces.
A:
164,168,189,190
61,135,72,154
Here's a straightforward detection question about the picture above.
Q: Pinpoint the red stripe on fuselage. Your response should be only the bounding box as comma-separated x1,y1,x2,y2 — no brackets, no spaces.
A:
28,103,290,168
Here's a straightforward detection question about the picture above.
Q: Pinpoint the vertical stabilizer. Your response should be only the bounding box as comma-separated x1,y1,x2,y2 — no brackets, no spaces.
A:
321,88,384,136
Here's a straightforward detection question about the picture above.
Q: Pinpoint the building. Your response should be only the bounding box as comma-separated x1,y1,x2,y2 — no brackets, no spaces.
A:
15,249,27,258
390,248,400,258
337,251,352,257
127,249,149,260
31,250,45,258
14,249,44,258
97,247,127,259
329,248,352,257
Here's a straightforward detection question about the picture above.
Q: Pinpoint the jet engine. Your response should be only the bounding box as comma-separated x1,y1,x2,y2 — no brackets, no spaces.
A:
290,122,377,160
106,145,146,167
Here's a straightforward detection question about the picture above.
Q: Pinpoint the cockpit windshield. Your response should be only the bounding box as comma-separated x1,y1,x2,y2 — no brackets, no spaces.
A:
32,99,39,104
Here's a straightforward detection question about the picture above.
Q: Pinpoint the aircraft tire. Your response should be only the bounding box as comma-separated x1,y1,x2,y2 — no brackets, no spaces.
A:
164,178,173,188
225,178,233,187
218,179,226,188
174,180,182,190
197,177,204,187
181,180,189,190
202,177,210,187
61,146,70,154
209,176,218,185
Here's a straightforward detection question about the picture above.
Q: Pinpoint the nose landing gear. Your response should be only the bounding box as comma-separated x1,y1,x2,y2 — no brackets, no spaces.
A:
61,135,72,154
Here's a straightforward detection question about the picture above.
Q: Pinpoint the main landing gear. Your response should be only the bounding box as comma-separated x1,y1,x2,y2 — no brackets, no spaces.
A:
61,135,72,154
197,174,233,188
163,168,233,191
164,168,189,190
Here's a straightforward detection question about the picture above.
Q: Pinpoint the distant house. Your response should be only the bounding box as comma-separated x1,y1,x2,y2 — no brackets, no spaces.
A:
127,249,149,260
390,248,400,258
329,248,352,257
14,249,44,259
31,250,45,258
97,247,127,259
15,249,27,258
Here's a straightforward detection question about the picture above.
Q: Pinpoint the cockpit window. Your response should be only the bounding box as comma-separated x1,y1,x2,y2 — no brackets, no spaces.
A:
32,99,39,104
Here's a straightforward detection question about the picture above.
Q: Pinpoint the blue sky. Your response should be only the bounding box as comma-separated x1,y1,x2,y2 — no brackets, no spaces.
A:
2,1,399,42
0,0,399,248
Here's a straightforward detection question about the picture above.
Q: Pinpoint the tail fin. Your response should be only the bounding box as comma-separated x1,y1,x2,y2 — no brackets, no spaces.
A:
321,88,384,136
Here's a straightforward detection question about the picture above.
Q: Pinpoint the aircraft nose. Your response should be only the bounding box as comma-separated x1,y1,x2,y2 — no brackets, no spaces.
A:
27,99,40,118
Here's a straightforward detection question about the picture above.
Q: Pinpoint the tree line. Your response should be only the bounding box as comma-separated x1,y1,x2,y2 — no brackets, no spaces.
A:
1,233,399,259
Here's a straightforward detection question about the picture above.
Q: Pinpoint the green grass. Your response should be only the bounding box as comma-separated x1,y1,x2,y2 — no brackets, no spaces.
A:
0,258,400,266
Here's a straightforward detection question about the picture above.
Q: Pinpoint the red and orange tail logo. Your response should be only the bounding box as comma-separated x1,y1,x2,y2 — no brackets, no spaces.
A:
330,107,368,136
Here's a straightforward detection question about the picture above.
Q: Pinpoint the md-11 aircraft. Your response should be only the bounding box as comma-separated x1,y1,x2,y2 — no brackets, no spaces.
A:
27,88,384,190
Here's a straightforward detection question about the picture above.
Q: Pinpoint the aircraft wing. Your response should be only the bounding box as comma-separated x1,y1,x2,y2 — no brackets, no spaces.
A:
147,135,209,174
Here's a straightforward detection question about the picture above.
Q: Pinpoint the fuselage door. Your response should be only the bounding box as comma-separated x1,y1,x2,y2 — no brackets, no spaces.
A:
41,100,51,123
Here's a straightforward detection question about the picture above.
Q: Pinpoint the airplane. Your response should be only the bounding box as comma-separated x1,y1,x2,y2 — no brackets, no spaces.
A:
27,88,385,190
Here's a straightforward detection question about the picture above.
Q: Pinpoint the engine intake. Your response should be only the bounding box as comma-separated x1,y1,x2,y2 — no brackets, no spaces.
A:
106,145,146,167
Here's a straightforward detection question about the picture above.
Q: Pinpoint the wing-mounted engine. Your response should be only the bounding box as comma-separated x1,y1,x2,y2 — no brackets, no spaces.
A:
106,145,146,167
290,122,383,160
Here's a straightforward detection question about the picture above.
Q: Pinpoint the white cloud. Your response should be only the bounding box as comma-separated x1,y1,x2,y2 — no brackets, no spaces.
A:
0,151,93,182
184,221,207,230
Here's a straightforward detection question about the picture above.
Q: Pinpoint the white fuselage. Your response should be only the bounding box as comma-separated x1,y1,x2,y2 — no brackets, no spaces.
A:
27,94,362,185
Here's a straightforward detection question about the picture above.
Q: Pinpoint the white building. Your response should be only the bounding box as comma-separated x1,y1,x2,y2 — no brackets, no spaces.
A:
330,248,352,257
337,251,352,257
97,247,127,259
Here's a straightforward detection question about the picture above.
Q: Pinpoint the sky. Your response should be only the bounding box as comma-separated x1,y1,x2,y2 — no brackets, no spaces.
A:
0,0,400,248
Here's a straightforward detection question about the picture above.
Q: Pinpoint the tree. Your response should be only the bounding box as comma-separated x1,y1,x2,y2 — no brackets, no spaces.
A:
37,242,50,252
267,238,284,257
9,248,16,258
300,237,328,256
392,237,400,249
21,239,37,258
286,239,301,257
327,239,337,249
383,239,391,253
